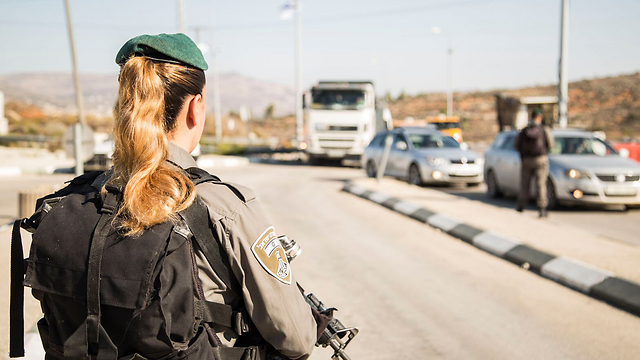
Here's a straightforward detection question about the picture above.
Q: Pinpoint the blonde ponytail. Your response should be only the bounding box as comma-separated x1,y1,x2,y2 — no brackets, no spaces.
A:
111,56,204,236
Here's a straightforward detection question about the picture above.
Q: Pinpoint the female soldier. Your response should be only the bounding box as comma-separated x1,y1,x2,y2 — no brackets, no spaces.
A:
108,33,317,359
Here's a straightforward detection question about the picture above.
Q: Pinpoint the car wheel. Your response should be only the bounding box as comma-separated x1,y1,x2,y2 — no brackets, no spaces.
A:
547,178,558,210
486,170,502,198
408,164,423,186
366,161,377,178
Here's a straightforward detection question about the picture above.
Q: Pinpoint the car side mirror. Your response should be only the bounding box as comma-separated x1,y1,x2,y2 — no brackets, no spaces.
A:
619,148,630,158
460,142,469,151
395,142,408,151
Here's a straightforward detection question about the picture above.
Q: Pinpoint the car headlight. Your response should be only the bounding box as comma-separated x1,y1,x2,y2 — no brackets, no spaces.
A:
475,158,484,166
315,124,329,131
565,169,590,180
427,156,448,166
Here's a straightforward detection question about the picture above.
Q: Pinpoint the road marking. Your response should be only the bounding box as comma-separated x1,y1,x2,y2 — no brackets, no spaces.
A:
427,214,461,232
472,232,520,256
541,256,613,293
368,192,390,204
392,201,422,215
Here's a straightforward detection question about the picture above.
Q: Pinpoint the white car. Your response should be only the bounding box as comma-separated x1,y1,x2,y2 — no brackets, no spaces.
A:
362,127,484,186
484,128,640,208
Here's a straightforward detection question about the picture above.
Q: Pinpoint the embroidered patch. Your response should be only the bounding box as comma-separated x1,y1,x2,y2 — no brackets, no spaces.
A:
251,226,291,285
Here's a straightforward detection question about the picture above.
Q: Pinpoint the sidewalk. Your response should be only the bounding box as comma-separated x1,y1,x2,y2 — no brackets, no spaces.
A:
344,177,640,315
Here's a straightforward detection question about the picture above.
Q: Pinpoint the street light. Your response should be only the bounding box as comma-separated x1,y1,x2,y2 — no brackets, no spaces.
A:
430,26,453,117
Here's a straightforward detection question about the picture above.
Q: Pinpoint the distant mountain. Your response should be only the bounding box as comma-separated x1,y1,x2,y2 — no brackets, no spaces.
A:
0,72,295,118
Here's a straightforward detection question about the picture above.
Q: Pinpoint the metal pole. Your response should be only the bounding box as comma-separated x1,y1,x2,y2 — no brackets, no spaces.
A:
209,5,223,143
177,0,186,33
558,0,569,128
446,35,453,117
63,0,85,175
294,0,303,145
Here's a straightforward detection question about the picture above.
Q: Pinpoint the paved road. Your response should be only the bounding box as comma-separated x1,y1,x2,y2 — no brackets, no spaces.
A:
210,163,640,360
2,164,640,359
428,182,640,246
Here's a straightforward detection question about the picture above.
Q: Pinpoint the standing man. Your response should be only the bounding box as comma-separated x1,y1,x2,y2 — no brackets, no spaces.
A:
514,108,555,217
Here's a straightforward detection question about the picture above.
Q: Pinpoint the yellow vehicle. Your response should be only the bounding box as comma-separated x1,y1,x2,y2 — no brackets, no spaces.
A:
427,116,463,142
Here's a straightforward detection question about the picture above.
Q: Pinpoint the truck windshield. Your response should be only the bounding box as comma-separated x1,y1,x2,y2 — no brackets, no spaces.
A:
408,134,460,149
551,137,618,156
312,90,366,110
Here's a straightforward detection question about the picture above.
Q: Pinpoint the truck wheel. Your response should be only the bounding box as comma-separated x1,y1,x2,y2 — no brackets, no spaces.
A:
366,161,377,178
486,171,502,198
408,164,423,186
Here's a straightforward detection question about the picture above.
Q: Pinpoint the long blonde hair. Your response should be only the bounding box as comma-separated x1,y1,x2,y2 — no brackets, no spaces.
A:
111,56,206,236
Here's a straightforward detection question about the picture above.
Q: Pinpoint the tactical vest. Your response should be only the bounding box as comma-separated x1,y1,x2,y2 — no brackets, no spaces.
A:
10,168,262,360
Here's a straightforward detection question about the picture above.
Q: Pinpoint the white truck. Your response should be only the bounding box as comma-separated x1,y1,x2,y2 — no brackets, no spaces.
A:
303,81,391,164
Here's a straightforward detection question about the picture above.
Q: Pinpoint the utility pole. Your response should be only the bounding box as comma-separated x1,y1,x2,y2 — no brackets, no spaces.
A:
558,0,569,128
294,0,303,145
446,36,453,117
208,9,223,143
63,0,86,175
177,0,186,33
431,27,453,117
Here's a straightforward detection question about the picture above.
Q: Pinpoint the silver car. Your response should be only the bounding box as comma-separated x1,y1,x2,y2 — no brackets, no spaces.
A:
362,127,484,186
484,128,640,208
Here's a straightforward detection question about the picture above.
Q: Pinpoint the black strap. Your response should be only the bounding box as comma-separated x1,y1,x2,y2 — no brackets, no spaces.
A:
197,300,252,335
181,200,241,298
185,167,221,185
9,220,25,358
85,187,119,358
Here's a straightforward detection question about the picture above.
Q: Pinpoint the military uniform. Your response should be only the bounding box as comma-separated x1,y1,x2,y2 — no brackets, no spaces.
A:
515,125,555,211
92,143,317,359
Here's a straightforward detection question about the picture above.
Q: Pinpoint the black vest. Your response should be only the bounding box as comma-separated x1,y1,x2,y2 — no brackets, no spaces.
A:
11,168,261,360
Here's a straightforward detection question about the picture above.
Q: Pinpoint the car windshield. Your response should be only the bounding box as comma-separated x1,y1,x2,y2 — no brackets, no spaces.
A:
551,136,618,156
432,122,460,130
311,89,366,110
407,133,460,149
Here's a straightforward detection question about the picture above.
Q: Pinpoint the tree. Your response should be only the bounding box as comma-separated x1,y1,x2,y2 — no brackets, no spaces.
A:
264,103,275,119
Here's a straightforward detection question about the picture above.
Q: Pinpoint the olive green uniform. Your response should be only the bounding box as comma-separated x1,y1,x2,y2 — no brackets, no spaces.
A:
514,126,555,209
168,144,316,359
96,144,316,359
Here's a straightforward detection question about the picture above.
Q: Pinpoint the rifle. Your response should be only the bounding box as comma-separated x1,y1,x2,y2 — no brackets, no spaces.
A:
278,235,359,360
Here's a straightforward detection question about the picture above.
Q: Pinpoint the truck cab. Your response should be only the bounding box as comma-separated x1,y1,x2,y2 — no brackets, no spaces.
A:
303,81,389,163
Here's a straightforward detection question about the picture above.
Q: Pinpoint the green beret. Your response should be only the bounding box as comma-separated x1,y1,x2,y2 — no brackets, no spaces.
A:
531,108,544,117
116,33,208,71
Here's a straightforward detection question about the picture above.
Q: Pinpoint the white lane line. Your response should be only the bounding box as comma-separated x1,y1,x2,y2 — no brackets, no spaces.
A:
392,201,422,216
368,192,390,204
472,232,520,257
541,256,613,293
427,214,461,232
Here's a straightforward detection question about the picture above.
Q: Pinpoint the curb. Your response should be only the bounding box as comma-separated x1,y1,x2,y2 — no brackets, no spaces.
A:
343,182,640,317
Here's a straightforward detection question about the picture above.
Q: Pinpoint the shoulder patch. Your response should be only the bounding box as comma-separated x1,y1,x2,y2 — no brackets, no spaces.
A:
250,226,291,285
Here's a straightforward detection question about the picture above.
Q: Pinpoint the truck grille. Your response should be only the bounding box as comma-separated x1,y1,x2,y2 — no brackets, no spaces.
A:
329,126,358,131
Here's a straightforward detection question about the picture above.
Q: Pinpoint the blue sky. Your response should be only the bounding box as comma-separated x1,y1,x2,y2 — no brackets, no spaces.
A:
1,0,639,95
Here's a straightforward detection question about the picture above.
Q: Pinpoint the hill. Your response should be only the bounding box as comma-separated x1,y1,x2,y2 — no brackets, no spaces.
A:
389,72,640,141
0,71,295,118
